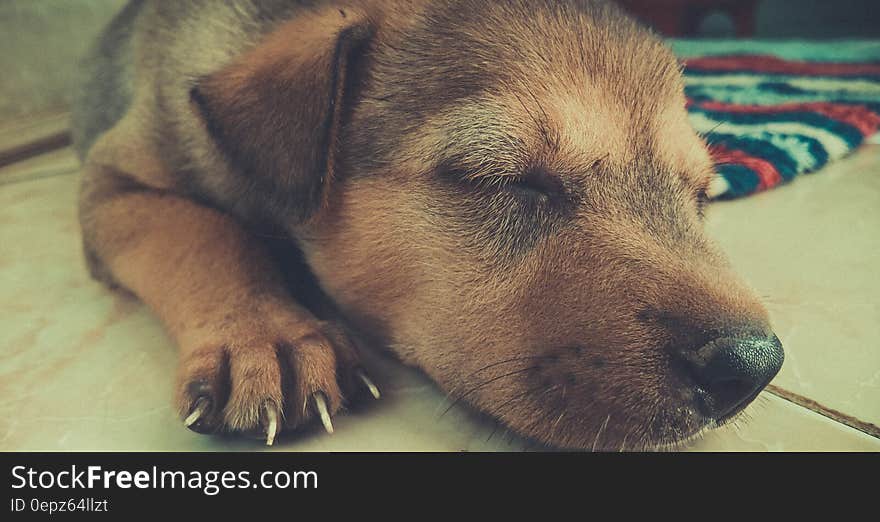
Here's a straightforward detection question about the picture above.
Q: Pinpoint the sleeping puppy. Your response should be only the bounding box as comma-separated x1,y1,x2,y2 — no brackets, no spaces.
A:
71,0,783,450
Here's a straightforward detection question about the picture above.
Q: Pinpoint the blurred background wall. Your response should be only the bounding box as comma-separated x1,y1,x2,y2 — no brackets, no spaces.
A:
0,0,126,122
0,0,878,126
620,0,880,39
749,0,880,38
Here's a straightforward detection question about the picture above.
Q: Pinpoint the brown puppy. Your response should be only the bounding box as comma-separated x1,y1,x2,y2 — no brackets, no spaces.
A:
71,0,783,450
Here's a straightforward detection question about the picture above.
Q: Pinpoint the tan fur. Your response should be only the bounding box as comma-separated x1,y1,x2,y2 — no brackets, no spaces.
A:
74,0,778,449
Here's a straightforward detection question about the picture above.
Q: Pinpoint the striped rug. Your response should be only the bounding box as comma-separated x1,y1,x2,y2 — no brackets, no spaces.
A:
683,55,880,199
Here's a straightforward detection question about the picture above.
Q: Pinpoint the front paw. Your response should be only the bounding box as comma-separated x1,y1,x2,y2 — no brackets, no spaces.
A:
176,319,379,444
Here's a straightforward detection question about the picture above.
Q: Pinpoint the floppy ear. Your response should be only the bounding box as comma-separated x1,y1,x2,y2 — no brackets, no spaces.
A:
191,6,374,223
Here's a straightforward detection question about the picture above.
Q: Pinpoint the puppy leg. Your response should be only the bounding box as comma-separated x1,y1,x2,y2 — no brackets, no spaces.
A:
80,165,373,442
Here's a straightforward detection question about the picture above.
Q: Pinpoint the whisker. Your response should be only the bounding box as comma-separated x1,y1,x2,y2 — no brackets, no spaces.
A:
489,384,559,424
592,414,611,452
699,120,727,142
442,353,555,407
439,366,537,419
550,410,567,441
619,428,631,452
525,84,559,152
486,421,501,443
466,355,554,381
512,90,541,130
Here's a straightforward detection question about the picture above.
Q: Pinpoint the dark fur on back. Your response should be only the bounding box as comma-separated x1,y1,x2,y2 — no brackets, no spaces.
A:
71,0,142,159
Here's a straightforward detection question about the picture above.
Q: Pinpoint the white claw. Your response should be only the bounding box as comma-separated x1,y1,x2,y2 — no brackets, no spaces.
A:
184,399,209,428
264,404,279,446
313,394,334,434
357,370,381,399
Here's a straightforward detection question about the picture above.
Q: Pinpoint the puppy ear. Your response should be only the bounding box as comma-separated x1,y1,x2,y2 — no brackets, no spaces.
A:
191,7,374,223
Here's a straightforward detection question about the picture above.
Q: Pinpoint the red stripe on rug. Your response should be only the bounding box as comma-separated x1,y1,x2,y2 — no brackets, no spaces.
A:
691,99,880,137
685,55,880,76
710,144,783,191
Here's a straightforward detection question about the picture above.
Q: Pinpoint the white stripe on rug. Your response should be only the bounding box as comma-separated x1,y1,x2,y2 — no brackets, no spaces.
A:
689,112,853,160
685,74,880,94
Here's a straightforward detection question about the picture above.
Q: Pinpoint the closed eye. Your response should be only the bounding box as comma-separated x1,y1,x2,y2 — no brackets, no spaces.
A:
448,166,565,200
508,167,565,198
436,161,574,216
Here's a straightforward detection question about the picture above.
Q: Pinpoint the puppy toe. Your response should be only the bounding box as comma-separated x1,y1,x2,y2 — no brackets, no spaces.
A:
176,318,377,442
222,341,285,436
177,346,230,434
279,331,342,431
319,321,381,402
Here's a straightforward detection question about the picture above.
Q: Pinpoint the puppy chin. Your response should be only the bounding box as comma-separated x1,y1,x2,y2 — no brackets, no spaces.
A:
505,392,722,451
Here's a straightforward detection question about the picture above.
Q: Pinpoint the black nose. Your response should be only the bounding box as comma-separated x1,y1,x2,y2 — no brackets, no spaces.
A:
680,334,784,421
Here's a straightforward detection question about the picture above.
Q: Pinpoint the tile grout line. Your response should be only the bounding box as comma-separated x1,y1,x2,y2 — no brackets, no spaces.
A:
766,384,880,439
0,167,80,187
0,130,71,169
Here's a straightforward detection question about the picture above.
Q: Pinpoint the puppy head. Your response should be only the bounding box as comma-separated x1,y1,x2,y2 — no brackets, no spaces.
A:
196,0,783,449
